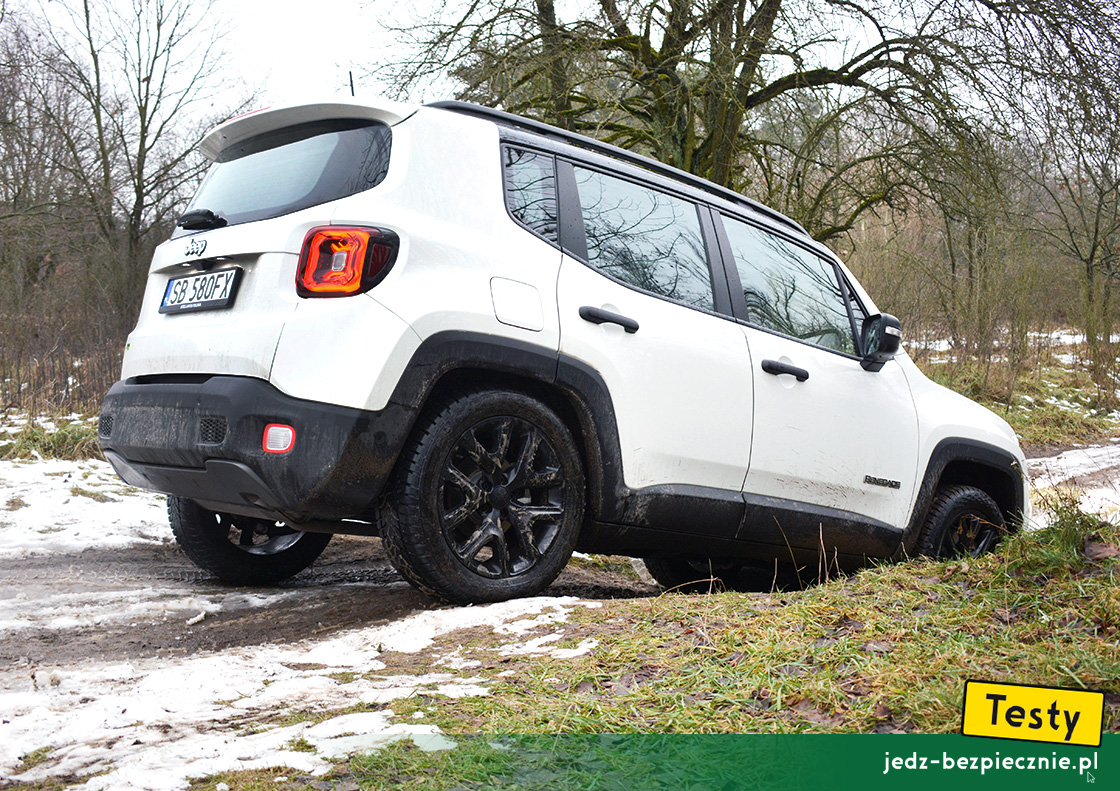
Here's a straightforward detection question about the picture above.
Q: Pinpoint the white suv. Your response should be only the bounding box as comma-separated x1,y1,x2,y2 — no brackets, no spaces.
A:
98,97,1029,603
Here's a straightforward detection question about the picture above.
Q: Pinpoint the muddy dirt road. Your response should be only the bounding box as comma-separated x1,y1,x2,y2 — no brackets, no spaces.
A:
0,535,654,668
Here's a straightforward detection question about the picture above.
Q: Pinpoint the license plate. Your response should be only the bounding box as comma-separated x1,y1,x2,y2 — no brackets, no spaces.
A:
159,268,241,314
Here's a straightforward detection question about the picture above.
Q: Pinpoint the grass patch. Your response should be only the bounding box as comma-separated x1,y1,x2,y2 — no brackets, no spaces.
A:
568,553,641,579
69,485,116,503
5,494,28,510
996,401,1119,449
920,354,1120,448
0,419,100,461
18,746,55,770
350,738,516,790
188,767,311,791
285,737,317,753
0,780,74,791
68,485,116,503
234,702,387,733
408,502,1119,736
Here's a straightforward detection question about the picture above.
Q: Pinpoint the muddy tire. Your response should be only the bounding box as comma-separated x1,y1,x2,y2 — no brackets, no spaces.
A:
917,486,1005,559
382,389,584,604
168,496,332,585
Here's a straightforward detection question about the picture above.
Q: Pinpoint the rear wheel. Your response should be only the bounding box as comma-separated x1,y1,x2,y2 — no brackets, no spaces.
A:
917,486,1005,559
382,389,584,604
168,496,332,584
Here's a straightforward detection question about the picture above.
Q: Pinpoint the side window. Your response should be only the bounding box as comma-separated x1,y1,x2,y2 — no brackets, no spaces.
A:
573,165,713,310
502,147,558,242
722,214,857,354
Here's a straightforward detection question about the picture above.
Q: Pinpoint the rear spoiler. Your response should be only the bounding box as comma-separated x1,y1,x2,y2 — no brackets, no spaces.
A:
199,97,418,161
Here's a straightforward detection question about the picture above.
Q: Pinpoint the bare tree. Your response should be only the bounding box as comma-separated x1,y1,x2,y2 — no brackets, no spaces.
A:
0,21,88,299
24,0,251,326
373,0,1120,242
0,1,252,411
1019,82,1120,407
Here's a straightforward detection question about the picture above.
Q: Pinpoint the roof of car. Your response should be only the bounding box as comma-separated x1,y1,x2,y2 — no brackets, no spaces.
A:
427,100,807,237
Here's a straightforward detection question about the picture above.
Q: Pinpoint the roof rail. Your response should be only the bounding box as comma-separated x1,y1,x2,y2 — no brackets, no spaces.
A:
426,100,807,237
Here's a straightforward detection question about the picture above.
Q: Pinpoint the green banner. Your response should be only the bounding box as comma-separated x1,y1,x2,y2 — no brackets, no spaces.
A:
396,733,1115,791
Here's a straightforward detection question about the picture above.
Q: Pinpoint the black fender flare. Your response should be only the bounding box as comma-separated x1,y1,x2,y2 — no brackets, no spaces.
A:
383,331,629,522
893,438,1026,559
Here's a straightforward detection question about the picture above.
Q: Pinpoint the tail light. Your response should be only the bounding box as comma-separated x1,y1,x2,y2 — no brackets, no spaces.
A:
296,226,399,297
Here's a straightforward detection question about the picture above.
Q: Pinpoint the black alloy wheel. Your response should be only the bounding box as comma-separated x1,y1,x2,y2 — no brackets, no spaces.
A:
168,495,332,584
382,389,584,604
439,415,568,579
917,486,1006,559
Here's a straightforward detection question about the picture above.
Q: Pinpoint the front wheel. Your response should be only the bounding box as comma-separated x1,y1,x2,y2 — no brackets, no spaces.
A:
168,496,332,584
382,389,585,604
916,486,1005,559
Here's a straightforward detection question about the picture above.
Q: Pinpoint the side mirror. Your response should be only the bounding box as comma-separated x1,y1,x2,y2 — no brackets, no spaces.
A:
860,313,902,372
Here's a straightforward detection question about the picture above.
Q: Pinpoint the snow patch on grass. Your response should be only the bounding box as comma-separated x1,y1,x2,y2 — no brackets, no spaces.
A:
0,458,170,556
0,598,592,790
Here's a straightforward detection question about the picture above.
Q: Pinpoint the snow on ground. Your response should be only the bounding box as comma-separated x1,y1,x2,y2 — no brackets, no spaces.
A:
1026,443,1120,523
0,597,598,790
0,446,1116,789
0,457,604,789
0,458,170,556
0,585,313,632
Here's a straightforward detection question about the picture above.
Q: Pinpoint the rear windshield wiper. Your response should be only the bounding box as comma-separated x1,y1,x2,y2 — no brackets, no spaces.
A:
177,208,227,231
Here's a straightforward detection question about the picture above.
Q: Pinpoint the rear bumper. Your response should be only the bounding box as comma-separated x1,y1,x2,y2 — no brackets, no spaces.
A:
98,376,414,522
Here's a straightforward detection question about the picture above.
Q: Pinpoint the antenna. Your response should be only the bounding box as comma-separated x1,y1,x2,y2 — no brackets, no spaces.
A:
349,71,355,97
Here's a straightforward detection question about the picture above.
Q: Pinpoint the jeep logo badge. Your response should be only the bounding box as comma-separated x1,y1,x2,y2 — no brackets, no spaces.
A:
185,238,208,258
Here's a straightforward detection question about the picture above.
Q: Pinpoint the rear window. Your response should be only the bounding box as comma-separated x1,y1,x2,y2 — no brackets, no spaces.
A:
179,119,392,230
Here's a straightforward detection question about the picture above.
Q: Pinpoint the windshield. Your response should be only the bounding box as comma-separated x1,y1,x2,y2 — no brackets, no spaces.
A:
179,119,392,232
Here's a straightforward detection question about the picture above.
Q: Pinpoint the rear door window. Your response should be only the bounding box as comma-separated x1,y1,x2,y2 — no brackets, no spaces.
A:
572,165,713,311
181,120,392,229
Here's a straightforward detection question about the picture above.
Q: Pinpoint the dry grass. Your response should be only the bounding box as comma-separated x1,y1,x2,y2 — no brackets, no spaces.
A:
0,417,100,461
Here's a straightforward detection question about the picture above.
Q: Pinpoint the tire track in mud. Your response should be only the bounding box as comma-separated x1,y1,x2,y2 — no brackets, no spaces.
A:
0,537,654,666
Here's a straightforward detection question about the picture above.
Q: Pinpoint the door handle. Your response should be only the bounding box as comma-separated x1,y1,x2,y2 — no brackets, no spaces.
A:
579,306,639,333
761,359,809,382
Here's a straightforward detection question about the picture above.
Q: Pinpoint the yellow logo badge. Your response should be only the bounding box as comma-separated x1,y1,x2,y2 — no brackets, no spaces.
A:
962,680,1104,747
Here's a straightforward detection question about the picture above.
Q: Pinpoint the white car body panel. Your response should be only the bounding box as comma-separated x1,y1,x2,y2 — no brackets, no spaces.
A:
742,328,919,529
899,354,1030,517
557,256,754,492
325,109,563,357
269,294,421,412
121,211,310,381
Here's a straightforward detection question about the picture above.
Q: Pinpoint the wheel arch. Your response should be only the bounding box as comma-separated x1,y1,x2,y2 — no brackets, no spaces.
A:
383,331,626,524
894,438,1027,559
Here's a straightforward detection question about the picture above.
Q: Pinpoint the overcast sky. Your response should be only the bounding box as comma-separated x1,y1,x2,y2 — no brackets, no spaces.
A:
227,0,443,106
15,0,442,106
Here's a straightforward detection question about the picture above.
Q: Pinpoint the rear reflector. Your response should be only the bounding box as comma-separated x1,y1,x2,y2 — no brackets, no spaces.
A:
296,226,399,296
263,424,295,453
